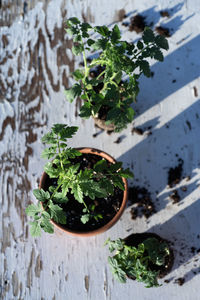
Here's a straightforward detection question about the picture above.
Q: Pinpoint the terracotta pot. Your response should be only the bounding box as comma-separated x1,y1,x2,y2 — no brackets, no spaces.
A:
93,116,115,132
39,147,128,237
124,232,174,279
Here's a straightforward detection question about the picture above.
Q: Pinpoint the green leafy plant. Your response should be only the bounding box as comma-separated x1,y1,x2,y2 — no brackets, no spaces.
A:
26,124,133,237
105,237,170,287
65,17,169,132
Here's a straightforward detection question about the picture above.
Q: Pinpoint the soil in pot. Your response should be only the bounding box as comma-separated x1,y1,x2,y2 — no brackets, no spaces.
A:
124,232,174,279
42,153,124,233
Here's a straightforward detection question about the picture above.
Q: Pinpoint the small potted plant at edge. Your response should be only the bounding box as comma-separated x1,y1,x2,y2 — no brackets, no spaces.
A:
26,124,133,237
105,232,174,287
65,17,169,132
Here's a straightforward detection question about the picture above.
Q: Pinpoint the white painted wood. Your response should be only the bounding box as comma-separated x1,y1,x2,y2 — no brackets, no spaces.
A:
1,0,200,299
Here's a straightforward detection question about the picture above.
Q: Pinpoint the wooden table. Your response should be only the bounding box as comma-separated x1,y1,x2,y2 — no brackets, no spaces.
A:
1,0,200,299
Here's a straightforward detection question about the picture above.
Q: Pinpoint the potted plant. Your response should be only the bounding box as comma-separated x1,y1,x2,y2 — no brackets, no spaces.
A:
26,124,133,237
65,17,169,132
105,232,174,287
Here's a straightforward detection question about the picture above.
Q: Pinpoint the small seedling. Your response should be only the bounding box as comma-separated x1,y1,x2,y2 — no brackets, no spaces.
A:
65,17,169,132
26,124,133,236
105,237,170,287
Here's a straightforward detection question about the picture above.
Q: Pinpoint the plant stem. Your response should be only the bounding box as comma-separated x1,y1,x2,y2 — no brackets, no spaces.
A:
57,137,64,170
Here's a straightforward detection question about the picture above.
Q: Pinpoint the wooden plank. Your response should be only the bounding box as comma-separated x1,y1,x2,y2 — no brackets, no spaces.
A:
1,0,200,299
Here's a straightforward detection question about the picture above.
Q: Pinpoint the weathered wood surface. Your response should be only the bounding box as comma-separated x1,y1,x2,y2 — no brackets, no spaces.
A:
0,0,200,299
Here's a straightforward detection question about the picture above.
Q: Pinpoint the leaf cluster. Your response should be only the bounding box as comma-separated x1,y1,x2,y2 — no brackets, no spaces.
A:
26,124,133,236
105,237,170,287
65,18,169,132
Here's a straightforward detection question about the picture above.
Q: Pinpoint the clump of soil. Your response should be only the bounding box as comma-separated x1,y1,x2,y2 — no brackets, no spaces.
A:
128,186,156,219
43,153,123,232
174,277,185,286
129,15,146,33
160,11,170,18
169,190,180,204
131,127,144,135
155,26,171,37
168,158,184,187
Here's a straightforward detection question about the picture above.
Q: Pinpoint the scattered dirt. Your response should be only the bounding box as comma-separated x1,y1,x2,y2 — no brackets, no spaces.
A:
117,9,126,22
186,120,192,130
174,277,185,286
160,11,170,18
114,136,125,144
181,186,187,192
169,190,180,204
129,15,146,33
168,158,184,187
131,127,144,135
172,79,176,83
193,86,198,97
155,26,171,37
128,186,156,219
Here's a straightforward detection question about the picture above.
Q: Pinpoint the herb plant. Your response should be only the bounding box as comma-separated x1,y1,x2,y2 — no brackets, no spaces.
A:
65,17,169,132
105,237,170,287
26,124,133,237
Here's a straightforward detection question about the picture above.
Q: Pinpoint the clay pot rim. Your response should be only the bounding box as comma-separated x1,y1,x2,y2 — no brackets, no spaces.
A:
39,147,128,237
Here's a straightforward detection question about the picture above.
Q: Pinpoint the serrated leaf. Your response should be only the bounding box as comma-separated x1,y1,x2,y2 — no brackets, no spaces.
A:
153,48,164,61
93,159,107,172
41,132,56,144
33,189,50,202
48,201,66,224
65,84,82,103
41,147,57,159
155,35,169,50
30,221,41,237
72,183,83,203
138,60,151,77
111,25,121,43
95,25,110,37
80,214,90,224
40,217,54,233
67,17,80,25
72,43,84,55
87,38,95,46
72,69,84,80
112,176,125,190
137,40,143,49
44,162,60,178
91,38,108,50
26,204,42,217
79,102,92,118
118,168,133,179
142,27,155,43
53,192,69,204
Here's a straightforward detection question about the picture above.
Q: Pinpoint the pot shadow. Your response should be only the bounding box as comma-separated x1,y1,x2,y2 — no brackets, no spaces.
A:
118,99,200,211
146,199,200,283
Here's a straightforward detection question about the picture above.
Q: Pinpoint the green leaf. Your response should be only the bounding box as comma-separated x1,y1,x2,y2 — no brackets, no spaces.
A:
65,84,82,102
29,221,41,237
112,176,125,190
79,102,92,119
33,189,50,202
93,159,107,172
48,201,66,224
53,192,69,204
92,38,108,50
111,25,121,43
41,132,56,144
138,60,151,77
40,217,54,233
80,214,90,224
87,39,95,46
137,40,144,49
26,204,42,217
118,168,133,179
153,48,164,61
41,147,57,159
72,43,84,55
95,25,110,37
67,17,80,26
142,27,155,43
44,162,60,178
155,35,169,50
72,183,83,203
72,69,84,80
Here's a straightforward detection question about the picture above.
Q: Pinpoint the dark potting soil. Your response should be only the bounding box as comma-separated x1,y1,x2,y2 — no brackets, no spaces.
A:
129,15,146,33
128,186,156,219
43,153,123,232
124,232,174,279
168,158,183,187
155,26,171,37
